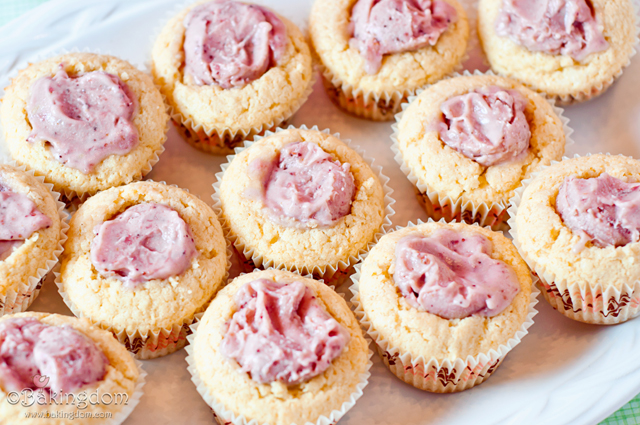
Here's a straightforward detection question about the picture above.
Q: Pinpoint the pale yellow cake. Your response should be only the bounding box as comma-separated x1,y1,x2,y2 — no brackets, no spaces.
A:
0,312,141,425
58,181,228,358
0,165,62,313
1,53,169,199
514,154,640,290
151,1,314,152
310,0,469,94
396,74,566,207
191,269,369,425
357,221,532,361
478,0,637,102
217,128,386,276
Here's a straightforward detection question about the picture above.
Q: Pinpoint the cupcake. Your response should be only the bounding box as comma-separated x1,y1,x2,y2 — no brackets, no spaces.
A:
510,154,640,325
57,181,229,359
0,164,65,315
152,0,314,154
352,220,536,392
1,52,169,201
213,126,393,281
393,73,567,230
187,269,371,425
0,312,144,425
478,0,638,104
310,0,469,121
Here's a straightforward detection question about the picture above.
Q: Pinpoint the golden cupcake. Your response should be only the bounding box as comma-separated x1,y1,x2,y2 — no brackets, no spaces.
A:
478,0,637,103
58,181,228,359
353,221,536,392
151,0,314,154
188,269,370,425
214,127,391,281
0,312,143,425
1,52,169,200
0,164,64,315
510,154,640,324
310,0,469,120
393,73,567,230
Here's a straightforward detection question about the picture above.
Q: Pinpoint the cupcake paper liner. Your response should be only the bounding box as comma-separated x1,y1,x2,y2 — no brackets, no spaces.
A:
0,46,168,204
0,161,69,316
211,124,396,283
55,181,233,359
170,70,315,155
507,153,640,325
350,219,540,393
391,69,574,231
319,64,414,122
149,0,316,155
106,358,147,425
185,317,374,425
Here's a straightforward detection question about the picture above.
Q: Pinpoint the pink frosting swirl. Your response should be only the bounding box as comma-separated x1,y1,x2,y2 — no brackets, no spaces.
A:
0,188,52,261
90,203,197,288
556,173,640,248
393,229,520,319
27,67,139,174
247,141,356,228
349,0,457,74
436,85,531,167
495,0,608,61
0,318,108,393
220,278,350,385
183,0,287,89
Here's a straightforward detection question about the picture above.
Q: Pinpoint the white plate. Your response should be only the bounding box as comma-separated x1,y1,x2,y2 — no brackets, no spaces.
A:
1,1,640,424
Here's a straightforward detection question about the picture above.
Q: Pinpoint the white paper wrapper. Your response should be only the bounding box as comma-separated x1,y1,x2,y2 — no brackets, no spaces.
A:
149,0,316,155
185,318,373,425
0,46,168,203
319,64,414,122
391,69,574,231
106,358,147,425
507,153,640,325
350,219,540,393
171,70,316,156
55,181,233,359
211,124,396,283
0,162,68,315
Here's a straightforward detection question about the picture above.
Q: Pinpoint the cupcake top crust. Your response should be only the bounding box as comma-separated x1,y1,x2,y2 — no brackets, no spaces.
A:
478,0,637,100
396,74,565,205
152,0,313,133
514,154,640,290
0,165,61,297
358,221,532,360
59,181,228,335
310,0,469,93
192,269,369,425
1,53,168,198
218,128,386,272
0,312,139,423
